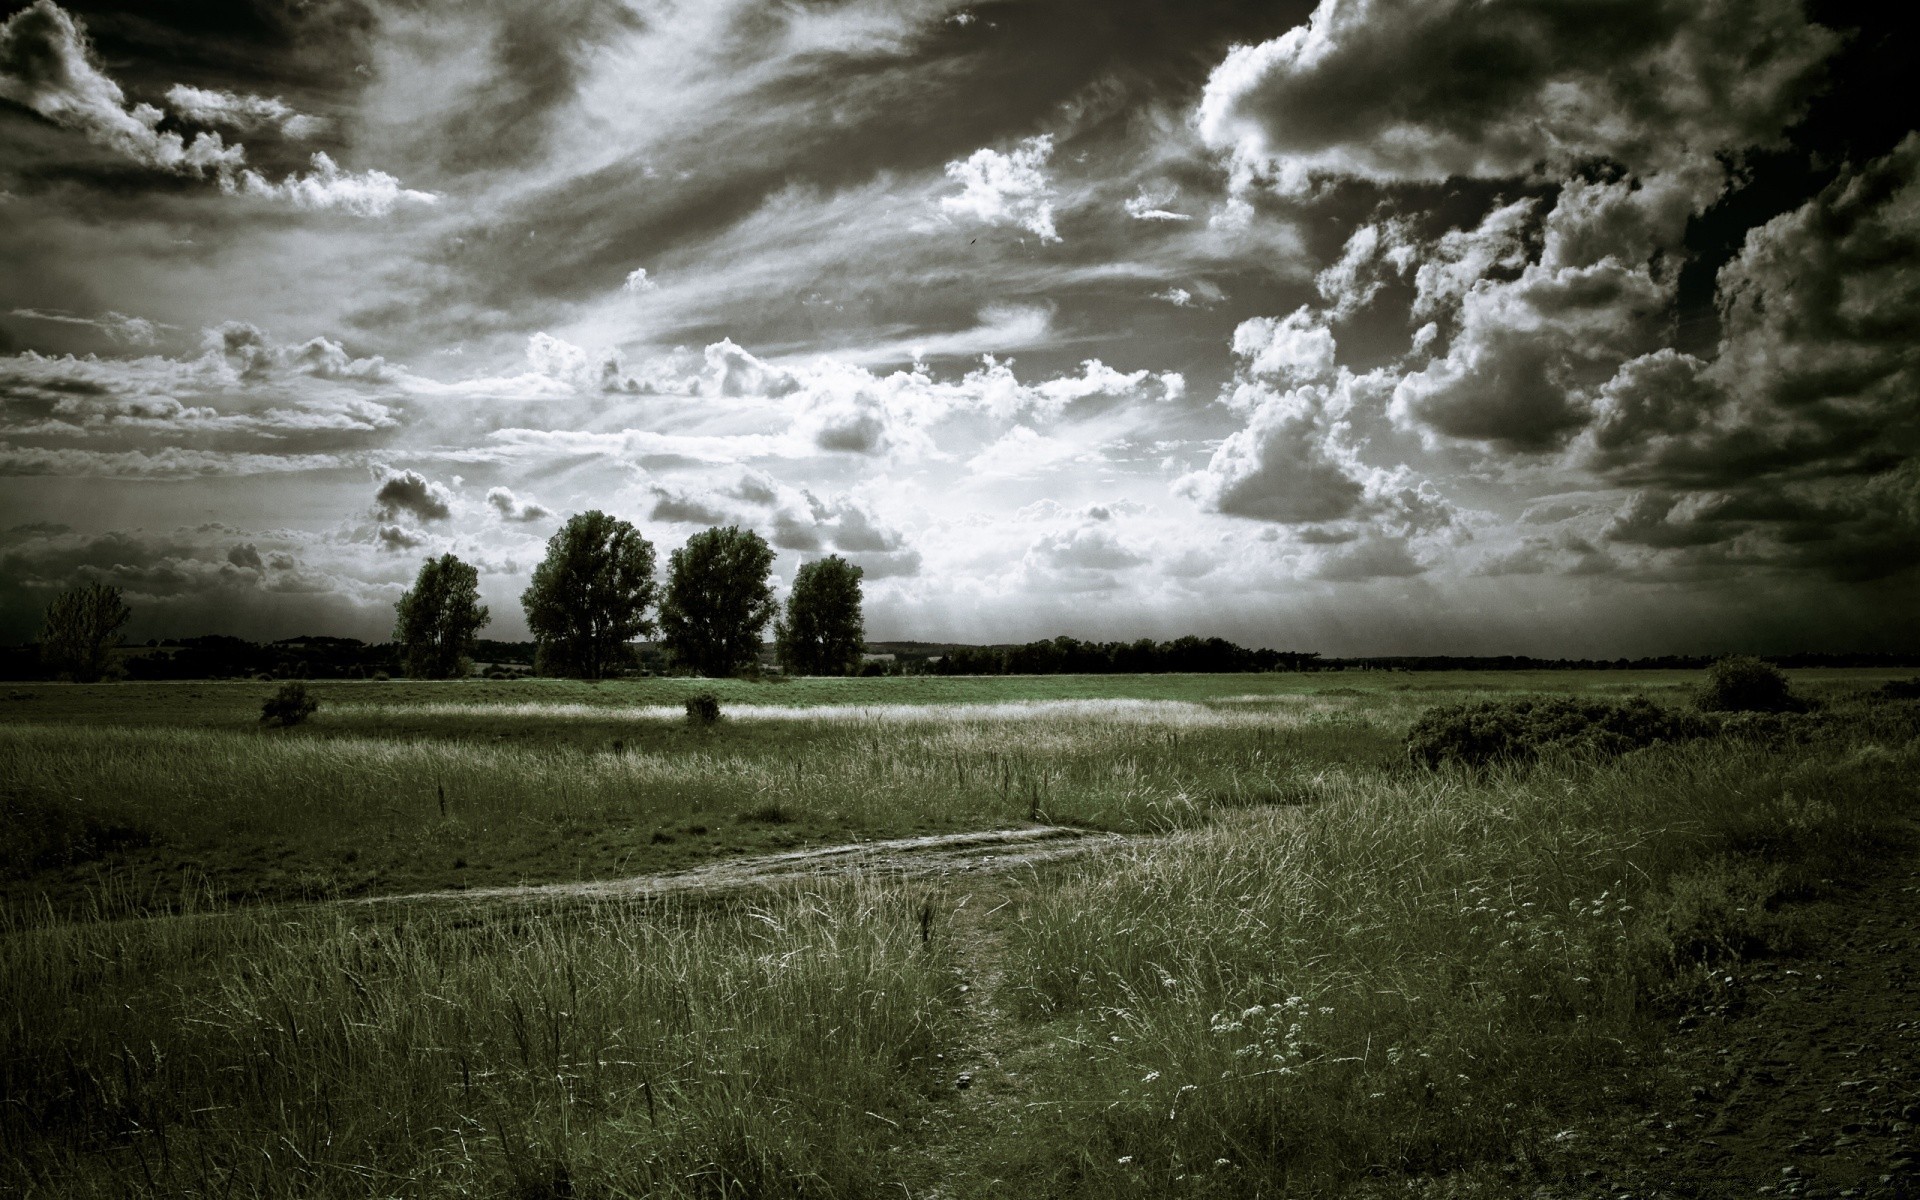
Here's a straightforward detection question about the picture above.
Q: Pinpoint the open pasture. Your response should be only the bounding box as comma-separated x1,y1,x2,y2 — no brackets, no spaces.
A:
3,670,1917,1197
0,669,1904,918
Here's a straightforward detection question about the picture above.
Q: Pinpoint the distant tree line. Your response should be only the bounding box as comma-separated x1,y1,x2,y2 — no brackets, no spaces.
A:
11,571,1920,683
931,636,1322,676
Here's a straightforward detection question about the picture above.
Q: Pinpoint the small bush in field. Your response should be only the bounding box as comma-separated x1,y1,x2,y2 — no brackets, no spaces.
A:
1876,677,1920,700
1406,696,1710,769
1695,655,1806,713
684,692,721,727
260,680,319,727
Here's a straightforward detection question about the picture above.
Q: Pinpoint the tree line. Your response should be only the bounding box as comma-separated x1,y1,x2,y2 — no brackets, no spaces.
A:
931,636,1322,676
396,512,867,679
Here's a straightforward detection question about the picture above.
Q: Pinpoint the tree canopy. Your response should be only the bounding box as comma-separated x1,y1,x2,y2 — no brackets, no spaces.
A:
775,555,865,675
658,526,777,677
394,554,490,679
39,582,132,682
521,511,658,679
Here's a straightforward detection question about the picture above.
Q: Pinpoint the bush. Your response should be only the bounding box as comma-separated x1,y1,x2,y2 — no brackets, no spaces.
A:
1406,696,1711,769
684,692,721,727
1876,677,1920,700
260,681,319,728
1695,655,1806,713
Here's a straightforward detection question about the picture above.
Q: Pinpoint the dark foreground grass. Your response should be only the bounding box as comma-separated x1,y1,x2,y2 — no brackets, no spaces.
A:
974,705,1920,1196
1,881,959,1198
2,677,1914,1197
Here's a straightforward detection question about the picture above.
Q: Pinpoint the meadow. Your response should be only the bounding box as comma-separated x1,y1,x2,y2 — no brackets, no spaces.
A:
2,668,1915,1196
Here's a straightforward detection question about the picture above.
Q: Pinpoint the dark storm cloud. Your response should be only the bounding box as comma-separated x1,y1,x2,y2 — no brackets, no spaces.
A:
1578,135,1920,487
372,469,451,522
0,519,400,641
1197,0,1834,185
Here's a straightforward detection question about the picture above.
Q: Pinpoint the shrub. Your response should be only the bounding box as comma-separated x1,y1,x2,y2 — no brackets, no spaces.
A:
1406,696,1711,769
1876,677,1920,700
684,692,721,727
1694,655,1806,713
260,680,319,727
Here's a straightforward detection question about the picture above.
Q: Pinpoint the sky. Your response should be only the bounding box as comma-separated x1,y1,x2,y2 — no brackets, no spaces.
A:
0,0,1913,656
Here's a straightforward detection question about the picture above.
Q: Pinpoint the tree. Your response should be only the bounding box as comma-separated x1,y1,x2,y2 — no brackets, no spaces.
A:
394,554,491,679
38,582,132,682
521,511,658,679
658,526,777,677
775,555,865,675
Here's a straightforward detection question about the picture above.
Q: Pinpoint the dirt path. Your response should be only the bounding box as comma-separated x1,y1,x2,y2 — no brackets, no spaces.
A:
1540,840,1920,1199
354,825,1126,909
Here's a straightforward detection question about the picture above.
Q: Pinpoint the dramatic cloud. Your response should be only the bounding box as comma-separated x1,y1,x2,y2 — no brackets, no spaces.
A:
1,2,430,216
1580,136,1920,485
0,0,1909,650
940,134,1061,242
1197,0,1836,189
0,0,242,174
164,84,325,138
373,470,453,522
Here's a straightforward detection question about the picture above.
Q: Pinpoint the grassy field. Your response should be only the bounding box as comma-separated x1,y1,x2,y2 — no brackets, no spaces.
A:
3,669,1916,1196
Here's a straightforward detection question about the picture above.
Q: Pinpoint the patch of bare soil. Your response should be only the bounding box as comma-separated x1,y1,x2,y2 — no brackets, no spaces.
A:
1538,848,1920,1199
357,825,1123,909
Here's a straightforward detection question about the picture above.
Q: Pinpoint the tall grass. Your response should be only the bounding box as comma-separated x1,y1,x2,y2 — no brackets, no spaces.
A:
986,734,1916,1194
0,879,957,1197
1,711,1397,915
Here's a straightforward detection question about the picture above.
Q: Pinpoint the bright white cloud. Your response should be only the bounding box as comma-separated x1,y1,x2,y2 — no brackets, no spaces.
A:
940,134,1061,242
164,83,325,138
231,152,439,217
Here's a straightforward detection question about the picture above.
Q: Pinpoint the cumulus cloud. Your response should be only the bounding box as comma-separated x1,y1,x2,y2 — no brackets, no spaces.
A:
1315,221,1417,321
0,1,243,175
373,469,453,522
376,524,428,552
1196,0,1836,190
940,134,1061,242
227,543,264,571
648,472,920,577
1179,308,1457,577
204,321,399,384
1390,172,1707,452
0,3,426,216
230,152,439,217
485,486,550,523
622,267,657,294
164,84,325,138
